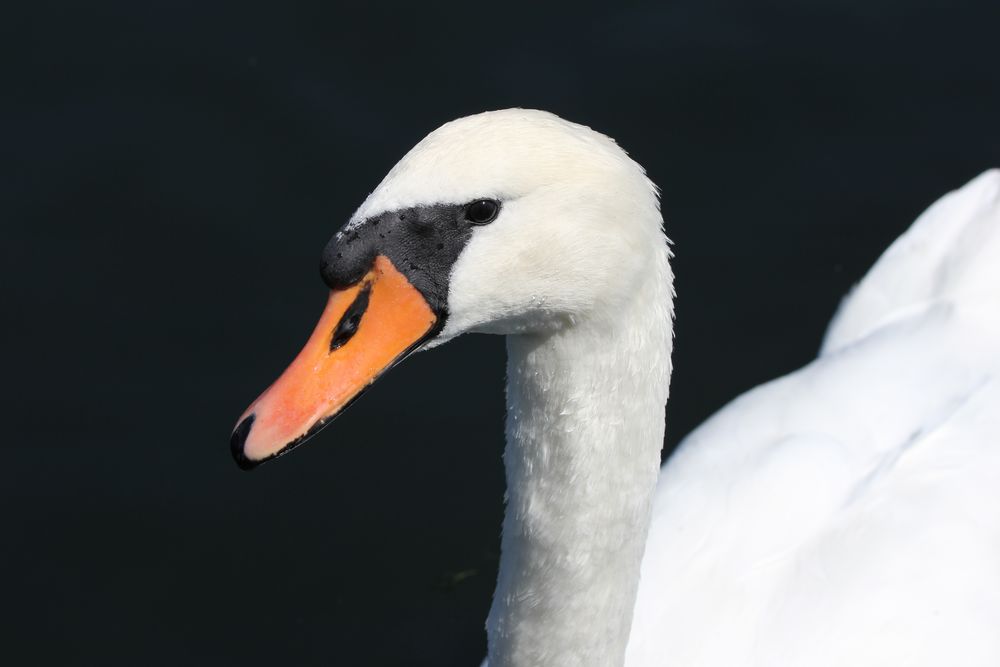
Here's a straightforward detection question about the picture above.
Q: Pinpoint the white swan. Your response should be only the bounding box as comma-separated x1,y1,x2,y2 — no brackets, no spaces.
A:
230,109,1000,666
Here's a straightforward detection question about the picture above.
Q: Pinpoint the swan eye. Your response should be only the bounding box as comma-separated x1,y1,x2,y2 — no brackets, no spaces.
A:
464,199,500,225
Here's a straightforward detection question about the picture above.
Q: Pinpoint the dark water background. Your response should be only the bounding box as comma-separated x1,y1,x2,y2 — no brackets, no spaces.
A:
4,1,999,664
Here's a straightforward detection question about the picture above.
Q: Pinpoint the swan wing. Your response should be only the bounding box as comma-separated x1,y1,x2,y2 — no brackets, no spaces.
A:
824,168,1000,353
628,170,1000,666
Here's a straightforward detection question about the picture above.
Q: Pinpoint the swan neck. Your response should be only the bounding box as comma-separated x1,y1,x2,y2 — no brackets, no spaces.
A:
487,271,673,666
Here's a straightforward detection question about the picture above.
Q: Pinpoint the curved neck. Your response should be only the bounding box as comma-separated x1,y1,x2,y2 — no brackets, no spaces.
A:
487,257,674,667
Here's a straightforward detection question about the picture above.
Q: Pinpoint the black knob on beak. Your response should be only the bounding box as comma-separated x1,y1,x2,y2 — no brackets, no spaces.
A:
321,227,377,290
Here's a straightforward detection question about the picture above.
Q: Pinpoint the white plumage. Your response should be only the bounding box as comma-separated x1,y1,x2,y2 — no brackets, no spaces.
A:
629,168,1000,666
340,110,1000,665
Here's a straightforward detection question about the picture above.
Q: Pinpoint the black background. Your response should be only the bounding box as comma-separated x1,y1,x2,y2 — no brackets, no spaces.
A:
5,1,999,665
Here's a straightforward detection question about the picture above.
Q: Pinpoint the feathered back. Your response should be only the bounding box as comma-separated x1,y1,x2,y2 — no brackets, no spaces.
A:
823,169,1000,354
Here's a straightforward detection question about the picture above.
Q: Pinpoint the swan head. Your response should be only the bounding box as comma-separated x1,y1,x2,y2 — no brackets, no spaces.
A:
231,109,666,468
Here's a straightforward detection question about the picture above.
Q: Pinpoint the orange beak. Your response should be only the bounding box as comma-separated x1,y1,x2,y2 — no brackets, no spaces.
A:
230,255,437,469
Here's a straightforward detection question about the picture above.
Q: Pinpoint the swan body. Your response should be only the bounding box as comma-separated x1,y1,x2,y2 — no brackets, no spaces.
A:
628,168,1000,666
230,109,1000,666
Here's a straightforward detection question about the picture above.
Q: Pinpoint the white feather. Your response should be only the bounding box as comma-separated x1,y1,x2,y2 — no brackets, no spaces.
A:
629,169,1000,666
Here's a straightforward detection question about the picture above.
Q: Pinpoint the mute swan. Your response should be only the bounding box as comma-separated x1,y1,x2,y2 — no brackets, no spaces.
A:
230,109,1000,666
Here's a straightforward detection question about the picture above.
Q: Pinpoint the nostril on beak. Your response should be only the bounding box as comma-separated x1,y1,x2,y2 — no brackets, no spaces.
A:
330,282,373,351
230,414,257,471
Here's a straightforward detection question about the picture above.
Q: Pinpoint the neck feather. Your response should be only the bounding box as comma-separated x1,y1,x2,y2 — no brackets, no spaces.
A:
487,253,674,667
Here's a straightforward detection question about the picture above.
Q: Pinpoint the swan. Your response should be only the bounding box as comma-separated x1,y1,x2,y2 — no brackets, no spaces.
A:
229,109,1000,666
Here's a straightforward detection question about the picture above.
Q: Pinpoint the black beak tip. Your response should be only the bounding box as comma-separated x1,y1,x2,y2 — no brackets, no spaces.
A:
230,414,259,471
